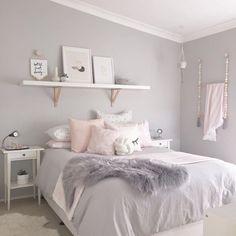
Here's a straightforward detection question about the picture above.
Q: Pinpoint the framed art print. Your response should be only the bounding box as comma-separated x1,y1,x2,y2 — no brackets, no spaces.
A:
93,56,114,84
30,59,48,80
62,46,93,83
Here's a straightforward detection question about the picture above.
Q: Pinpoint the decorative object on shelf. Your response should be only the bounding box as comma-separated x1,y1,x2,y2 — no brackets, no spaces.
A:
30,50,48,80
17,170,29,185
2,130,29,150
155,128,163,139
51,67,60,82
115,78,137,85
62,46,93,83
93,56,114,84
60,73,69,82
197,59,202,127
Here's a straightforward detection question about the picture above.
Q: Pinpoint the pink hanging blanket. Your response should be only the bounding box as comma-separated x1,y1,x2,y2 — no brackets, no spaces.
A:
203,83,224,141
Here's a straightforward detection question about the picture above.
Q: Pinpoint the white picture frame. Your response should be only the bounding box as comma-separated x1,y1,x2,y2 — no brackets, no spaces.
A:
93,56,114,84
62,46,93,83
30,59,48,80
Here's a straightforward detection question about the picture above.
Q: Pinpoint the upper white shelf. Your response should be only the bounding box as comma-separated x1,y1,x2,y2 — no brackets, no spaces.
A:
22,80,150,107
22,80,150,90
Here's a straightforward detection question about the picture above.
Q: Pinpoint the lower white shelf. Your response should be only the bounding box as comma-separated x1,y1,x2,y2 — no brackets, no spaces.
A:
11,181,34,190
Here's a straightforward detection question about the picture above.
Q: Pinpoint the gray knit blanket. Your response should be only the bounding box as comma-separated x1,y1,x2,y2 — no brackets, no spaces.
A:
62,156,189,209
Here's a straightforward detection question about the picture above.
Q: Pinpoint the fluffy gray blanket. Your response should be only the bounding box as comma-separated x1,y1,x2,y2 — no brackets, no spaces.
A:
62,156,189,209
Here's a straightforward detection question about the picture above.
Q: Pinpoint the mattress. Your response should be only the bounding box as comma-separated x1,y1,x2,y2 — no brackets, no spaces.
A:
36,148,236,236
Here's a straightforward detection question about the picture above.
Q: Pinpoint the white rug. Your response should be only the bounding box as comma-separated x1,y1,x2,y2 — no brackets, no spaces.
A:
0,213,59,236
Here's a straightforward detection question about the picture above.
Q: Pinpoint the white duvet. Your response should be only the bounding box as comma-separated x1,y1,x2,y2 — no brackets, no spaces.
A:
36,148,236,236
53,151,213,220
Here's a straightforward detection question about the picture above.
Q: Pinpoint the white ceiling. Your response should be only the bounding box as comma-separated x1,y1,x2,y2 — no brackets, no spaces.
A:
51,0,236,42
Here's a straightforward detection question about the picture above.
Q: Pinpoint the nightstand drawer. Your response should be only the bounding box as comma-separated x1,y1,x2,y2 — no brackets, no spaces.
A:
152,140,168,147
8,151,36,159
151,139,172,149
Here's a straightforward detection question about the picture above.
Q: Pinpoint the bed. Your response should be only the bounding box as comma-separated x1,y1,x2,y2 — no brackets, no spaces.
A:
36,147,236,236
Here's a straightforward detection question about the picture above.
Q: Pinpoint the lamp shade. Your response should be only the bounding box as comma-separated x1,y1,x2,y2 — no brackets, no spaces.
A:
9,130,19,137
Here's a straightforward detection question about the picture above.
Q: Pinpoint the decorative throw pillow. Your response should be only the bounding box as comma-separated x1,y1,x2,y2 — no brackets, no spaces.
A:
105,122,142,151
87,126,120,155
114,138,135,156
46,125,70,142
69,118,104,153
46,140,71,149
96,110,132,123
137,120,152,147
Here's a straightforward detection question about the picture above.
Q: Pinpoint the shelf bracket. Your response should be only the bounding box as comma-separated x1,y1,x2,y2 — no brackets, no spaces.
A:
53,87,61,107
111,89,121,107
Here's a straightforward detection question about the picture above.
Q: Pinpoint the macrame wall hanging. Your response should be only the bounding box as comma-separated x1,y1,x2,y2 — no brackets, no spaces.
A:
196,53,229,128
197,59,202,127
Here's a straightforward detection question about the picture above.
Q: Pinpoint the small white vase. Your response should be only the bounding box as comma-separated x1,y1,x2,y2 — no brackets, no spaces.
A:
51,67,60,82
17,174,29,185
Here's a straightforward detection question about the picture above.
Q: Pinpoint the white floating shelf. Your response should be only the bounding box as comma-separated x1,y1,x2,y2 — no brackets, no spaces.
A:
22,80,150,107
22,80,150,90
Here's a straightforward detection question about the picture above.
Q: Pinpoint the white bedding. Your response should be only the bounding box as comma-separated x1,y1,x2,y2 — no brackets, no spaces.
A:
36,148,236,236
53,151,213,220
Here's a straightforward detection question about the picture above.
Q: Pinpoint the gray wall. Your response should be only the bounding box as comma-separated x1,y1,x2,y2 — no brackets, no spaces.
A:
0,0,181,199
181,28,236,163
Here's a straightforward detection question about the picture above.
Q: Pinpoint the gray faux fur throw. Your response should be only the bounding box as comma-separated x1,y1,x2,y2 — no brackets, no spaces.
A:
62,156,189,209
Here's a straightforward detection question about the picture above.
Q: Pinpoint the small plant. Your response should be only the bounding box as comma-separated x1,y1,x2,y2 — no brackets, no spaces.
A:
17,169,28,175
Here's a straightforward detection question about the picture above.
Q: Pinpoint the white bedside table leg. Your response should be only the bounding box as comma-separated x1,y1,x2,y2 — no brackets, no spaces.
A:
32,159,36,199
7,157,11,210
36,151,41,205
4,154,7,203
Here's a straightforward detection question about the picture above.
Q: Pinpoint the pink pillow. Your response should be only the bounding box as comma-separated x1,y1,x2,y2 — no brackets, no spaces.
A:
87,126,120,155
69,118,104,153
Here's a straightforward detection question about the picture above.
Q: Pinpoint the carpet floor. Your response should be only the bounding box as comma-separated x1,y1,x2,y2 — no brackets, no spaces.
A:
0,198,72,236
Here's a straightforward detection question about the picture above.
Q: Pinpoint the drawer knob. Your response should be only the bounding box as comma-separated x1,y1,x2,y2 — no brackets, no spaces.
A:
22,154,26,157
159,143,162,145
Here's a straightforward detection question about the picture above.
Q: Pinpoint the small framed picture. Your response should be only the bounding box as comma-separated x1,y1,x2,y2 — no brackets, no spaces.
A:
93,56,114,84
62,46,93,83
30,59,48,80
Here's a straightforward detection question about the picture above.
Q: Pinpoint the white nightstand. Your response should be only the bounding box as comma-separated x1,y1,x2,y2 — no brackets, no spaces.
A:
0,146,44,210
151,139,172,150
204,203,236,236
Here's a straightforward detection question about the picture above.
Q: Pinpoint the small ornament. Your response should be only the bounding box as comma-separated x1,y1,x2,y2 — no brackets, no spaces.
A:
60,73,69,82
51,67,60,82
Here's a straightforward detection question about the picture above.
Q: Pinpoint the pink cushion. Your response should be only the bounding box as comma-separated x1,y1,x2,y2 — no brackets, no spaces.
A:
87,126,120,155
69,118,104,153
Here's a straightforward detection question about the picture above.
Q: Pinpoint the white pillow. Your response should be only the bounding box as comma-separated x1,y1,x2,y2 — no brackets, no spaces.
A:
96,110,132,123
105,122,142,152
46,125,70,142
47,140,71,149
137,120,152,147
87,126,120,155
